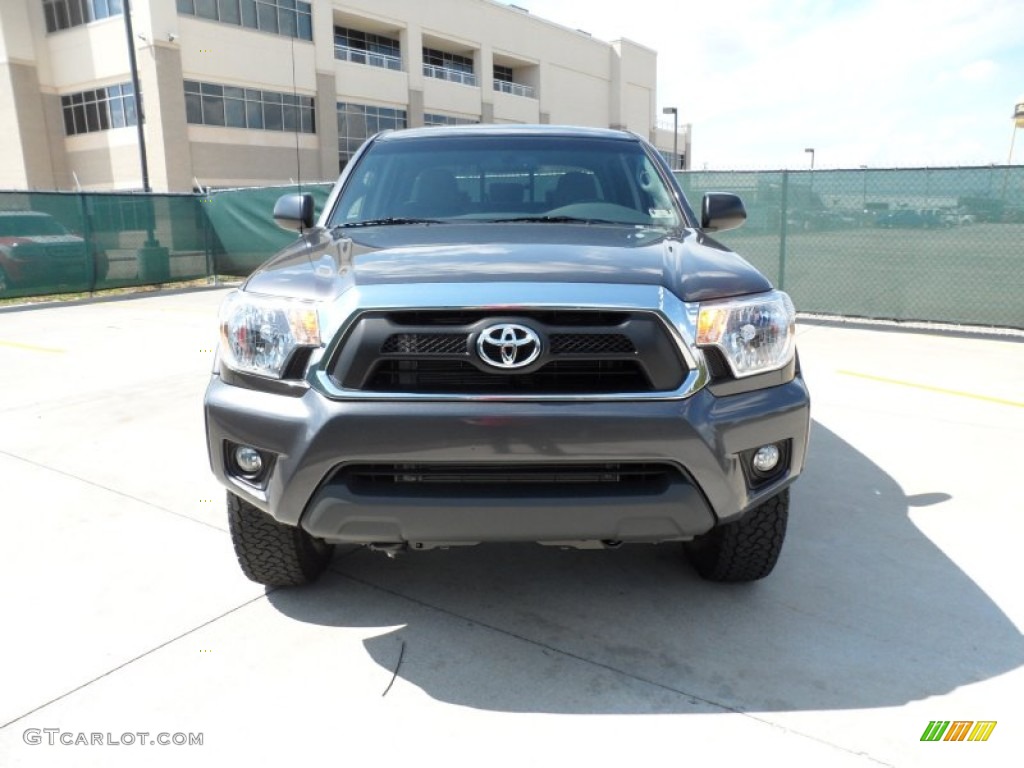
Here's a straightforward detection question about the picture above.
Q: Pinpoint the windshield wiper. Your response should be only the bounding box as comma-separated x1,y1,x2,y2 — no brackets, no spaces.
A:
333,217,444,229
494,215,625,225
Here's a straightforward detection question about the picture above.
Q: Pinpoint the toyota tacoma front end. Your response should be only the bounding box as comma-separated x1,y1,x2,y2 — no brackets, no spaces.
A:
204,125,810,586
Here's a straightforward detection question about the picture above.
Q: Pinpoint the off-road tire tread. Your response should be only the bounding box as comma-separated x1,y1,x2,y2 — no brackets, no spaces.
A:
227,492,332,586
685,489,789,582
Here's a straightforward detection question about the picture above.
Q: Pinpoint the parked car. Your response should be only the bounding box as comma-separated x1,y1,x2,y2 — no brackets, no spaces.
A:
205,125,811,587
787,209,858,231
874,209,947,229
0,211,106,295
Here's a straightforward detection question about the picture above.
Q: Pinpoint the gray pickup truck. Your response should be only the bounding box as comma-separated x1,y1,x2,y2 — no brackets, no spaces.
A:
204,125,810,587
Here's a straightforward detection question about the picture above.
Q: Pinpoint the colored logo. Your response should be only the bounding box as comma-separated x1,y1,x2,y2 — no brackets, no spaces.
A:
920,721,997,742
476,323,541,369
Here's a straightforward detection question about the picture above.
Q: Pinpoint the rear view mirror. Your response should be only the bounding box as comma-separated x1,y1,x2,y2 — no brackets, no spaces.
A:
273,193,315,232
701,193,746,232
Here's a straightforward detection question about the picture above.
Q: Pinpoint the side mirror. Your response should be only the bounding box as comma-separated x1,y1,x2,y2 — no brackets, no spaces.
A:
701,193,746,232
273,193,315,232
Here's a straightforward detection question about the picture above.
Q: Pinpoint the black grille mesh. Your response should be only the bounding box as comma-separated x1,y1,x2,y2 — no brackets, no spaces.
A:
381,333,468,355
549,333,635,355
381,332,635,356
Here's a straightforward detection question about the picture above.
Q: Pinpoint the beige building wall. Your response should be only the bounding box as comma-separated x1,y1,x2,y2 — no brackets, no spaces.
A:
138,42,192,192
315,71,340,181
176,18,317,93
63,131,143,189
0,62,56,190
492,90,540,124
334,62,408,107
41,20,127,88
612,39,657,135
0,0,689,191
0,2,57,189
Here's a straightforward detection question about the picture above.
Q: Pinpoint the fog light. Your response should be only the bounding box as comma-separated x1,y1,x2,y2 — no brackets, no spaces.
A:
752,444,781,473
234,446,263,476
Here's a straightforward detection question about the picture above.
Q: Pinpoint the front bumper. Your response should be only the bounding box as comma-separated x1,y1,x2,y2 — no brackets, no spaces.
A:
204,375,810,545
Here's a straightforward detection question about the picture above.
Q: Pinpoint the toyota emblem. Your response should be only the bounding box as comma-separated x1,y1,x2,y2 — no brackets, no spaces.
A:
476,323,541,369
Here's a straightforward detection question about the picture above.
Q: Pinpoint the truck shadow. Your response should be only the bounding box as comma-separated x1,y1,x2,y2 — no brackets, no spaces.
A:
267,420,1024,714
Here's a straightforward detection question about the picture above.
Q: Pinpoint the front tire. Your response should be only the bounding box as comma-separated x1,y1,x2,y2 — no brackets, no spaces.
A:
227,492,333,586
685,489,789,582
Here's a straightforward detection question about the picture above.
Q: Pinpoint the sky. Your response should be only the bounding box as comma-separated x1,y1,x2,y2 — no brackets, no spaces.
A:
517,0,1024,170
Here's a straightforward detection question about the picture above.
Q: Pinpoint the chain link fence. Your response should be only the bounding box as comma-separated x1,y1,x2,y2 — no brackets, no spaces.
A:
0,183,331,301
0,191,208,298
676,166,1024,328
3,169,1022,329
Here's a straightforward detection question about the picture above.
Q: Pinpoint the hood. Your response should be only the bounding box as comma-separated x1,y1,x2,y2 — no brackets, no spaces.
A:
0,234,84,247
243,223,771,304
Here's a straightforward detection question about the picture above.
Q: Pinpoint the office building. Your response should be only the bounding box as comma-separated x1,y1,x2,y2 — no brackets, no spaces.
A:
0,0,691,191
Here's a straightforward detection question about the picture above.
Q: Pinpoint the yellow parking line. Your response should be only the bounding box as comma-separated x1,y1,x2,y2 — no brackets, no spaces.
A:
0,340,66,354
838,370,1023,408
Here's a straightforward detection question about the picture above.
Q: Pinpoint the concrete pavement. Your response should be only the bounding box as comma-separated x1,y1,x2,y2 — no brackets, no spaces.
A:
0,288,1021,767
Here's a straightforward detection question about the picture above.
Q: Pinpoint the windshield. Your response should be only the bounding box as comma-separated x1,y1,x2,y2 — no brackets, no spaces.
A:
329,134,683,229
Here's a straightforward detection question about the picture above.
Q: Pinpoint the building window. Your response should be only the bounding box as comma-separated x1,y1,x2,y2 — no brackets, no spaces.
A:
44,0,123,33
422,47,476,86
184,80,315,133
337,102,406,170
423,113,477,127
493,65,514,84
334,26,402,70
61,83,136,136
176,0,312,41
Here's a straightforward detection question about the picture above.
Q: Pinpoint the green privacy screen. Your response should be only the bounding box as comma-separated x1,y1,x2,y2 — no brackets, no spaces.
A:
0,191,210,298
676,166,1024,328
0,184,331,300
202,183,333,276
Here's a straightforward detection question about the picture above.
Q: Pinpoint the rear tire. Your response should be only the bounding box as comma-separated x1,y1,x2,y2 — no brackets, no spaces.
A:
227,492,333,586
685,489,789,582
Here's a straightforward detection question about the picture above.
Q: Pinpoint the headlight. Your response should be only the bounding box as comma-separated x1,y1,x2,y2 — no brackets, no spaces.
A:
696,290,796,377
219,291,321,378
